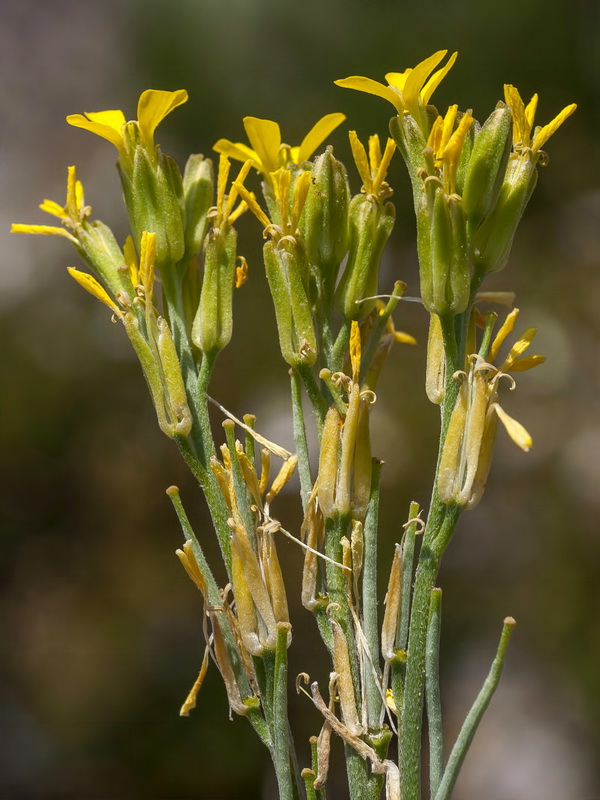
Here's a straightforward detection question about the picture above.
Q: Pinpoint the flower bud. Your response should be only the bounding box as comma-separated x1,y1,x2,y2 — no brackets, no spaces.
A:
301,147,350,277
119,147,186,272
454,117,479,197
263,238,317,366
462,105,512,235
389,113,428,185
469,153,537,273
191,227,237,354
420,188,470,314
76,220,134,302
182,154,214,261
335,194,395,320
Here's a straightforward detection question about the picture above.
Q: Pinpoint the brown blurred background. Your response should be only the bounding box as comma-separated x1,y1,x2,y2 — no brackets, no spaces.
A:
1,0,599,798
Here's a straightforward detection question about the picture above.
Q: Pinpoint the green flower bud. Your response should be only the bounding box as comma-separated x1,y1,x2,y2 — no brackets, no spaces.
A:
462,105,512,235
469,153,537,273
301,146,350,276
182,154,214,262
454,117,480,197
264,238,317,367
192,227,237,354
76,220,134,302
335,194,395,320
119,147,186,272
419,188,470,314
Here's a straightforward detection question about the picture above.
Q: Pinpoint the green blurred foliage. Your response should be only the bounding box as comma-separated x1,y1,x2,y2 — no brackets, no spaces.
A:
1,0,598,797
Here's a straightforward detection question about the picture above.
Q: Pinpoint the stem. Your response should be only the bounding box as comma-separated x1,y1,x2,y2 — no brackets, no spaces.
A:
271,623,295,800
290,369,313,512
399,506,459,800
426,588,444,798
434,618,516,800
362,459,383,730
331,319,351,374
297,362,328,434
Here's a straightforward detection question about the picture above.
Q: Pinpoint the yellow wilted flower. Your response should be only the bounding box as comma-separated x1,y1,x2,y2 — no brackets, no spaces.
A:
335,50,458,129
438,309,545,509
504,85,576,154
214,113,346,181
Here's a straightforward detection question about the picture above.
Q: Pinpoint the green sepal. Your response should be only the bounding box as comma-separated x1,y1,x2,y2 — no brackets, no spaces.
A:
76,220,134,302
448,197,470,313
119,146,186,272
263,238,317,367
462,104,513,236
469,153,538,273
301,146,350,277
454,117,480,197
430,187,454,313
182,154,214,262
389,114,428,193
335,194,395,320
192,227,237,354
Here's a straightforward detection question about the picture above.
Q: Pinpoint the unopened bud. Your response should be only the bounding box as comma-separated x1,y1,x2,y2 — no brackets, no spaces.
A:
335,194,395,320
192,227,237,354
182,154,214,261
469,153,537,273
462,105,512,235
302,146,350,276
76,220,134,302
264,238,317,366
119,147,186,272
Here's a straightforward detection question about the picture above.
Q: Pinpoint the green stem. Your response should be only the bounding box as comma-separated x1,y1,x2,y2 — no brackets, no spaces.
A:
297,362,327,434
399,506,459,800
426,588,444,798
362,459,383,730
434,618,516,800
271,623,295,800
290,369,313,512
331,319,351,374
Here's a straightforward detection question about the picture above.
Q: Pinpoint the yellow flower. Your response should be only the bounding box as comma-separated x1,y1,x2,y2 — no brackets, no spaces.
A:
438,308,545,509
11,165,89,243
213,113,346,180
348,131,396,199
66,89,188,163
426,105,474,195
504,85,576,154
335,49,457,126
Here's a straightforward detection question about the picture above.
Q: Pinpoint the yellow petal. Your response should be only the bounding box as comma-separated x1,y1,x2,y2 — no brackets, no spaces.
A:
243,117,281,175
224,159,253,221
11,223,77,243
368,134,382,173
334,76,404,114
179,645,210,716
67,110,127,158
385,69,411,91
504,85,530,147
427,115,444,156
217,154,231,214
440,105,458,153
394,330,417,345
494,404,532,451
348,130,371,191
296,112,346,164
403,50,448,118
372,137,396,194
420,51,458,106
292,170,312,229
508,354,546,372
500,327,537,371
532,103,577,153
489,307,520,362
67,267,120,313
350,320,361,381
233,182,271,229
136,89,188,150
39,199,66,219
139,231,157,297
475,291,516,307
123,235,138,285
213,138,259,166
525,94,539,130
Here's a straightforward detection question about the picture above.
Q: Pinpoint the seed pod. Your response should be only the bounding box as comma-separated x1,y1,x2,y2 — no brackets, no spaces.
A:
192,227,237,353
462,105,512,235
302,146,350,276
335,194,395,320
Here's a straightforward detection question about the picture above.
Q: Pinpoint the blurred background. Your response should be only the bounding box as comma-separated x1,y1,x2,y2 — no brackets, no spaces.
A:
1,0,599,798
